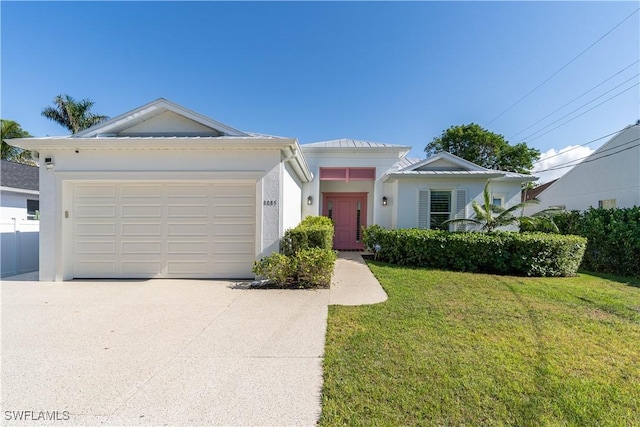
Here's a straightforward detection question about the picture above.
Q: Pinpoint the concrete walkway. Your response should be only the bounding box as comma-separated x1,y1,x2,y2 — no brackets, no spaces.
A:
330,251,388,306
0,253,386,426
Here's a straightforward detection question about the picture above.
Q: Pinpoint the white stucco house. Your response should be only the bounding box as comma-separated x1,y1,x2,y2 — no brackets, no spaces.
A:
531,123,640,213
7,99,535,281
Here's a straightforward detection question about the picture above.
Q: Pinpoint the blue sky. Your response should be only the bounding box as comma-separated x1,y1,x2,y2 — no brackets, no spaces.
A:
2,1,638,182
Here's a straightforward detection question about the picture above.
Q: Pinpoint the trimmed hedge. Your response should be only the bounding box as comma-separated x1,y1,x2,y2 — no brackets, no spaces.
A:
554,207,640,278
254,216,337,288
362,225,586,277
281,215,334,256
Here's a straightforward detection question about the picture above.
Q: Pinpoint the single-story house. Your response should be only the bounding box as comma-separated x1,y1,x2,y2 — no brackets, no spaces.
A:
1,160,40,221
529,123,639,213
7,99,535,281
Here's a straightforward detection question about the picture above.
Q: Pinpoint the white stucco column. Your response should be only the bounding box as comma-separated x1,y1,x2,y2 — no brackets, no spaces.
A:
261,164,281,256
301,166,320,217
37,162,57,281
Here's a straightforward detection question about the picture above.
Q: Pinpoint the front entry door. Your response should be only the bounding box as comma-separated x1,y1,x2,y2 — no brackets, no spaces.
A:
322,193,367,250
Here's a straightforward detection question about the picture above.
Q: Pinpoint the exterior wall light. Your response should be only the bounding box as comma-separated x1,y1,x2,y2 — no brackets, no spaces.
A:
44,157,54,171
307,196,313,205
382,196,388,206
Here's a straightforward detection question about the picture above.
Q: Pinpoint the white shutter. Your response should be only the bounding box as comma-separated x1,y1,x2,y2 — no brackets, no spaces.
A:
455,189,467,231
418,189,429,228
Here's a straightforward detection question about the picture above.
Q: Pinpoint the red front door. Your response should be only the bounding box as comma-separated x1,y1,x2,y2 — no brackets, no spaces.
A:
322,193,367,250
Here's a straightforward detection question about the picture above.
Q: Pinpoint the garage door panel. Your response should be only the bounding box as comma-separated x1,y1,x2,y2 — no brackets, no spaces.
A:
75,185,116,198
121,205,162,218
214,242,254,256
122,223,162,236
76,241,116,254
121,241,162,254
122,261,163,275
76,205,116,218
167,204,208,218
167,241,208,255
167,222,208,236
76,223,116,236
121,184,162,198
167,261,208,275
73,181,256,279
167,185,208,197
76,261,116,277
211,261,253,277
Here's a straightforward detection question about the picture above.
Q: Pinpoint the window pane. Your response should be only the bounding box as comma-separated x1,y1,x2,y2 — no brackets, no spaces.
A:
430,191,451,213
492,197,502,207
430,191,451,230
27,200,39,214
598,199,616,209
430,213,450,230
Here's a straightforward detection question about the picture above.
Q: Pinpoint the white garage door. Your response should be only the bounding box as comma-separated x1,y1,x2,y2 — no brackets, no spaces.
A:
72,182,255,279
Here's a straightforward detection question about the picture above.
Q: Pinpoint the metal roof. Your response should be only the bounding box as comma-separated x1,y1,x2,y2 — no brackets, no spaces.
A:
393,157,422,169
303,139,411,149
390,170,505,177
1,160,39,191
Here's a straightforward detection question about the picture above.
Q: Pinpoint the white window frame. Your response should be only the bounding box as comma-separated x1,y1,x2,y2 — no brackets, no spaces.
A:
491,194,505,208
598,199,616,209
417,188,467,231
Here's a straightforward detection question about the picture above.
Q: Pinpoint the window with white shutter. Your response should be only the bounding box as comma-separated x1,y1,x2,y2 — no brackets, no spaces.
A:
455,189,467,231
418,190,430,228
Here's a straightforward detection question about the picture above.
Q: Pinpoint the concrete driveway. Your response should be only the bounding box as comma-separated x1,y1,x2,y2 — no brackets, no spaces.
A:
1,277,329,426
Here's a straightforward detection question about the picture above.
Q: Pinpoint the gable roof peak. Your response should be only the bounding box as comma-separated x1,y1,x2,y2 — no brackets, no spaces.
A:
73,98,249,138
402,151,489,172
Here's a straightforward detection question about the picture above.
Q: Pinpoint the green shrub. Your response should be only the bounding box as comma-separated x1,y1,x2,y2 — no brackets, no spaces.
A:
362,226,587,277
555,207,640,278
299,215,334,228
281,215,334,256
252,252,296,287
252,249,337,288
295,247,338,288
254,216,337,288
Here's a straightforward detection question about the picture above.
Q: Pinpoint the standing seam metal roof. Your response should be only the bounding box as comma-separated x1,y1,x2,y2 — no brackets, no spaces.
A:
302,139,411,149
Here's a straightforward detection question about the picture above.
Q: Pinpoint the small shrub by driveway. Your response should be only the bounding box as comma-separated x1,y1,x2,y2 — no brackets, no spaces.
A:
320,263,640,426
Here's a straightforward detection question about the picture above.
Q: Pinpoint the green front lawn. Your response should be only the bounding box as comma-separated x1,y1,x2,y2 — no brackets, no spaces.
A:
320,263,640,426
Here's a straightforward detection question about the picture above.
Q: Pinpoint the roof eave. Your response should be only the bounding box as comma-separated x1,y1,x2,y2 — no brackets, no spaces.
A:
382,172,505,183
5,136,298,151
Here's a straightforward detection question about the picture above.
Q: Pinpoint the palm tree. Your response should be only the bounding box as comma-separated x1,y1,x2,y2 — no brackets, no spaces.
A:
41,94,109,134
1,119,33,164
443,181,561,232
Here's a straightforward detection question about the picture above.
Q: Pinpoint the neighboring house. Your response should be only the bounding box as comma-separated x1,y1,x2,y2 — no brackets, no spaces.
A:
1,160,40,278
531,123,640,213
521,179,557,202
1,160,39,221
7,99,534,281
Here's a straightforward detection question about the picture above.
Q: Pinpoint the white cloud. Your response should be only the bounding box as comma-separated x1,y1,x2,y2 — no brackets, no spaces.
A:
532,145,595,184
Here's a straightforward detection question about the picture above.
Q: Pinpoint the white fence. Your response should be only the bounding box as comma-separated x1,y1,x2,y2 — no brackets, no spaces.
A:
1,220,39,278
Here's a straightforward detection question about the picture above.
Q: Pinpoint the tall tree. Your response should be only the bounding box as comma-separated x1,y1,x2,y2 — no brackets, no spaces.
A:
425,123,540,174
41,94,109,134
1,119,34,164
